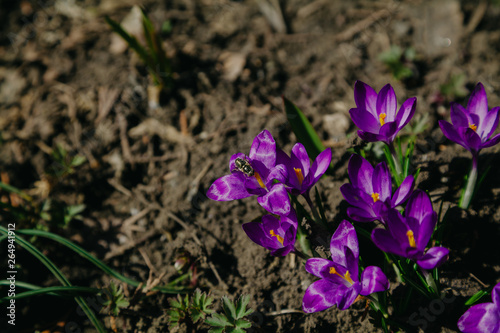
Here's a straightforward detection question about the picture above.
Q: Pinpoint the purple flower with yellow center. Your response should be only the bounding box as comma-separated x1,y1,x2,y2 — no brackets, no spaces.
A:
458,281,500,333
439,83,500,155
276,143,332,196
340,154,414,223
349,81,417,145
371,190,449,270
206,129,290,215
242,208,298,256
302,220,389,312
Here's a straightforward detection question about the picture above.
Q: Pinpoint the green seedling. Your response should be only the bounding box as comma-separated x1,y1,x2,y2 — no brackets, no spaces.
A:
205,295,253,333
167,289,215,330
102,281,130,316
378,46,415,80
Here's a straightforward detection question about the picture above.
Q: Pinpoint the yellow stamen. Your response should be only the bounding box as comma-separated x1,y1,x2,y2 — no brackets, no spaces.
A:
294,168,305,186
469,123,477,132
269,230,284,245
254,172,266,189
379,113,387,126
407,230,416,248
371,192,380,203
329,267,354,284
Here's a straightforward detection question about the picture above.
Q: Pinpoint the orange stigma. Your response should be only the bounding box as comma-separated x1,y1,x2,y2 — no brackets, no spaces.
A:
371,192,380,203
329,267,354,284
469,123,477,132
407,230,416,248
254,172,266,189
294,168,305,186
379,113,387,126
269,230,284,245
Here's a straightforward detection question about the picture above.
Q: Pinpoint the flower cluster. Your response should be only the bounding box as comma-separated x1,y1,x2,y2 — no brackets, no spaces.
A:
207,81,500,331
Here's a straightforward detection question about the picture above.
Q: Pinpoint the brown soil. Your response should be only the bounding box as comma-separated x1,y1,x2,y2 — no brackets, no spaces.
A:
1,0,500,332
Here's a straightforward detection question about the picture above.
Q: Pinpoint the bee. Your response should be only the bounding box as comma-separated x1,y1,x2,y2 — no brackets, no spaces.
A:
234,157,254,177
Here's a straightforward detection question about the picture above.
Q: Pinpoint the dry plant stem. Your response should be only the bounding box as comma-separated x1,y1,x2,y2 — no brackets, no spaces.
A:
460,153,478,209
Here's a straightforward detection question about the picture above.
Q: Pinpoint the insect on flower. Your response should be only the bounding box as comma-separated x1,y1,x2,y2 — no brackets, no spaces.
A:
234,158,254,177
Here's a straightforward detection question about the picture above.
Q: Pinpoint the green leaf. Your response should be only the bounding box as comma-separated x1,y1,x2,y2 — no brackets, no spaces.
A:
70,155,87,167
235,295,250,319
208,328,225,333
222,296,237,320
282,97,328,163
234,319,252,328
465,286,493,306
206,313,232,327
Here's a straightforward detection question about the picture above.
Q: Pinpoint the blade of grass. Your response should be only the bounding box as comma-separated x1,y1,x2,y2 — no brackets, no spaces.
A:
15,228,186,294
0,225,106,332
0,285,100,302
282,97,328,164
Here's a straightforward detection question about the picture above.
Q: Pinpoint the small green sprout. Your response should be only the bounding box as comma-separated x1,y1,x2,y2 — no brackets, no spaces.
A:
105,8,172,91
49,144,86,178
378,45,415,80
205,295,253,333
167,289,215,330
102,281,130,317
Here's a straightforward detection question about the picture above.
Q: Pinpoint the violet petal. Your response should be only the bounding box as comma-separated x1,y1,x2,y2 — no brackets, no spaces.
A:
457,303,500,333
416,246,449,270
360,266,390,295
207,173,252,201
302,279,347,313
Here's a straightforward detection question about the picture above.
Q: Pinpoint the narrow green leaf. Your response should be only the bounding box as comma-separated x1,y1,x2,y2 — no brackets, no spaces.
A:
465,286,493,306
0,285,99,302
235,319,252,328
0,181,32,201
282,97,327,162
314,187,328,228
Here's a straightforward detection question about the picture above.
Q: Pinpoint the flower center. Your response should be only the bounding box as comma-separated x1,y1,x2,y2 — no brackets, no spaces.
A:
294,168,304,186
406,230,416,248
269,229,284,245
469,123,477,132
329,267,354,285
254,172,266,189
371,192,380,203
379,113,387,126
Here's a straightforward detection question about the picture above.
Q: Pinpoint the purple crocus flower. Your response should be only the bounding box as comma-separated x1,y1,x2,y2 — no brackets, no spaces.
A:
458,281,500,333
276,143,332,196
302,220,389,312
349,81,417,145
371,190,449,270
242,208,298,256
207,129,291,215
340,154,414,223
439,83,500,155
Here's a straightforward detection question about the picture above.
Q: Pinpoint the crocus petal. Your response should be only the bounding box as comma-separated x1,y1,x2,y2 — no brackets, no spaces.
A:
371,227,406,257
373,162,391,203
267,164,288,185
377,84,397,122
207,173,252,201
450,102,470,128
340,184,374,212
242,221,278,250
360,266,390,295
413,212,437,250
329,220,359,268
306,148,332,187
481,133,500,149
461,127,482,152
305,258,333,278
439,120,466,148
492,282,500,307
337,283,362,310
481,107,500,141
354,81,378,117
379,121,399,143
347,207,377,222
458,302,500,333
348,154,374,193
270,245,295,257
257,183,290,215
416,246,449,269
386,209,412,247
291,143,311,177
395,97,417,130
302,279,347,313
467,83,488,120
391,175,414,207
350,108,381,134
249,129,276,171
357,130,384,143
405,190,433,223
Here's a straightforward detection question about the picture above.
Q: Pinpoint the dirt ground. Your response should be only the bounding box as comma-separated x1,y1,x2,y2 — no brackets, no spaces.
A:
1,0,500,332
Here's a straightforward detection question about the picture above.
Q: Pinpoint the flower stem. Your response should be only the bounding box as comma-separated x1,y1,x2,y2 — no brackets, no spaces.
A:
303,192,327,229
459,153,478,209
293,247,311,260
388,142,403,185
